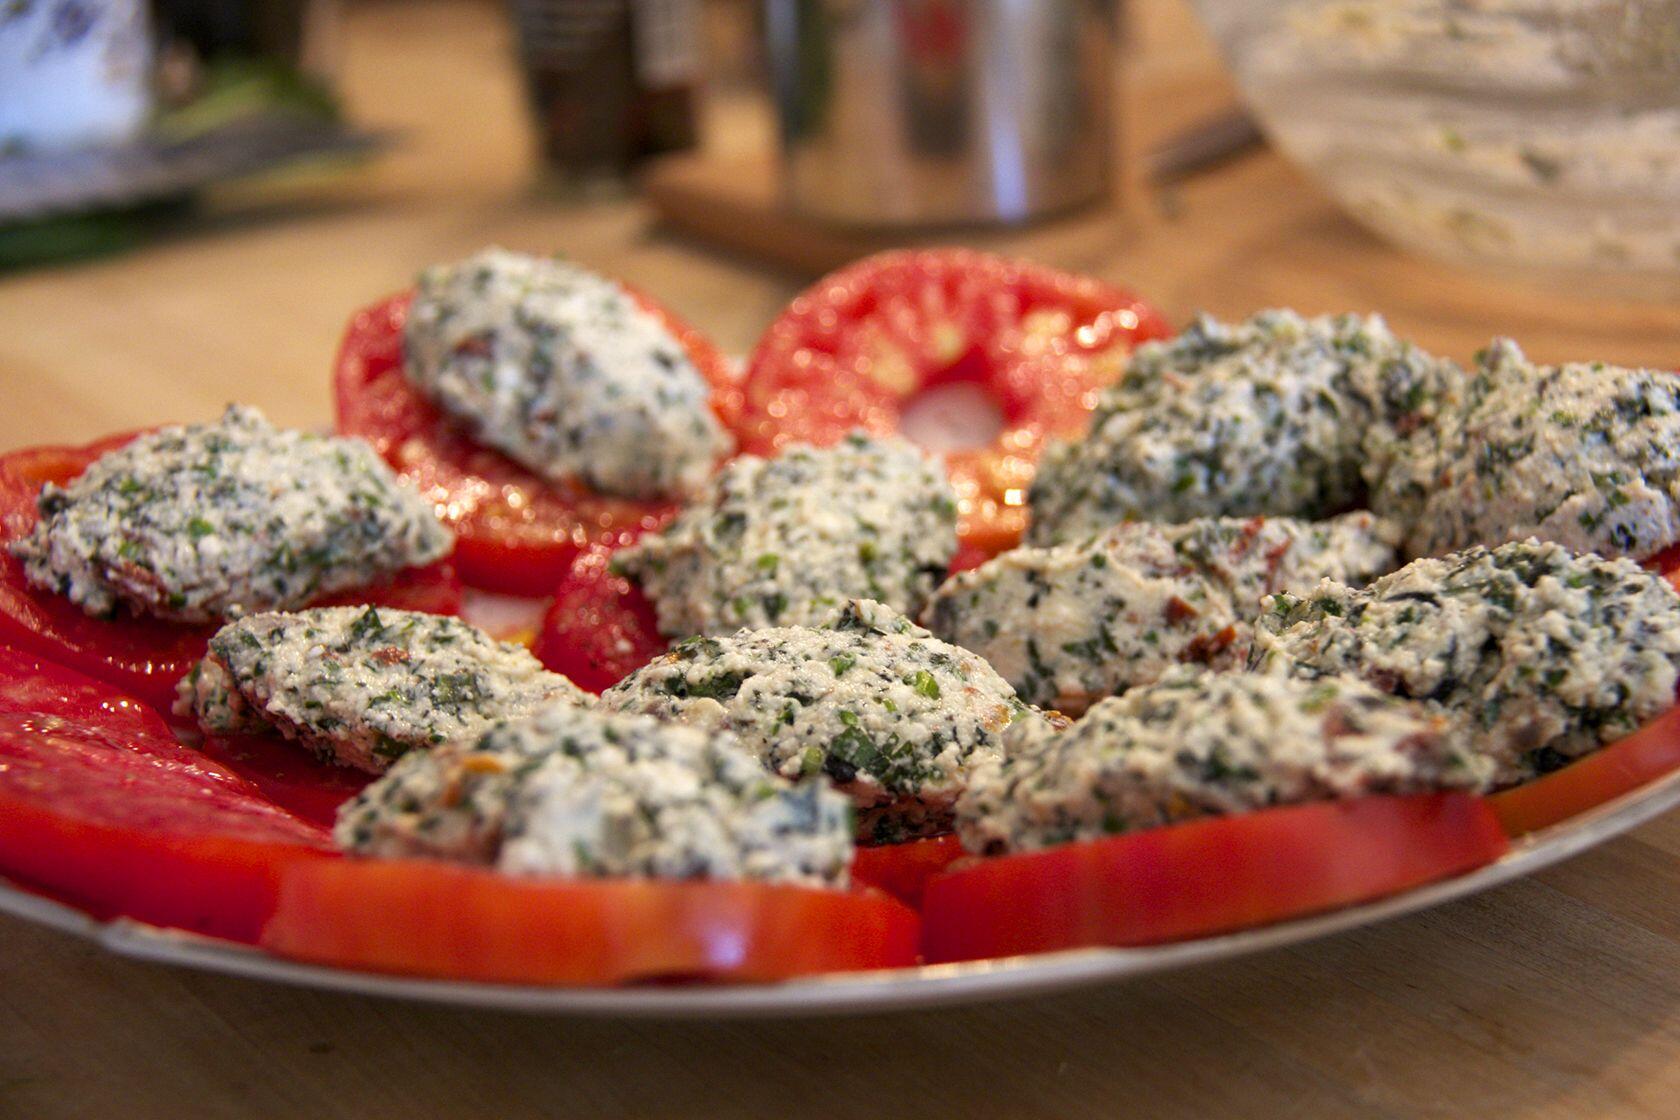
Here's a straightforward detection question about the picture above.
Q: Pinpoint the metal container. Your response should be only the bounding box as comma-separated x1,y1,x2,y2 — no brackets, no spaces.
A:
510,0,699,188
766,0,1118,227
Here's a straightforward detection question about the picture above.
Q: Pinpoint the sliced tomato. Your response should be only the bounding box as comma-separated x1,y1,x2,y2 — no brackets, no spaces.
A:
1645,542,1680,577
533,539,1022,695
194,732,372,830
262,857,920,986
532,544,666,693
920,794,1507,964
0,435,463,713
0,644,173,743
317,558,463,618
738,249,1169,556
334,289,741,596
946,541,993,576
1489,706,1680,836
851,834,964,908
0,652,331,941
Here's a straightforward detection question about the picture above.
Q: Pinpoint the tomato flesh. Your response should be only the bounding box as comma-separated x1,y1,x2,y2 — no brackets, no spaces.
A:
315,558,463,618
1645,542,1680,577
851,834,964,908
0,435,463,712
0,644,174,743
946,541,993,576
1489,705,1680,836
262,857,921,986
532,544,667,692
532,541,1022,695
334,290,741,596
0,651,331,941
194,732,372,830
738,249,1170,556
921,794,1507,964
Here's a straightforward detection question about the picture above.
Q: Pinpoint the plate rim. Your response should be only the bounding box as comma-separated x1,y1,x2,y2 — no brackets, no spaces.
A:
5,764,1679,1019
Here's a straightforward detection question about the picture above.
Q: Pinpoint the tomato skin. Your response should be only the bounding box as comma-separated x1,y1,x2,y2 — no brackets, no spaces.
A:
0,435,463,712
739,249,1170,557
532,544,667,693
850,834,964,908
920,794,1507,964
262,857,921,986
333,290,741,596
1489,706,1680,836
0,651,332,941
0,796,327,942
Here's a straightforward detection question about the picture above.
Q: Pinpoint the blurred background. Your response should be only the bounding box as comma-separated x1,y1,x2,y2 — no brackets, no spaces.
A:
8,0,1680,281
3,0,1678,440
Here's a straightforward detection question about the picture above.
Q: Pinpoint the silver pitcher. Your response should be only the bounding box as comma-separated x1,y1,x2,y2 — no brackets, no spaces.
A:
765,0,1118,227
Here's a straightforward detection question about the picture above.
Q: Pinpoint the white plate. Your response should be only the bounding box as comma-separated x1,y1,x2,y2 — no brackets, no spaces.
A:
6,766,1680,1019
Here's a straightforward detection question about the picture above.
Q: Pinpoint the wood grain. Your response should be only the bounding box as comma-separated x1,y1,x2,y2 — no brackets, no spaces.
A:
2,2,1680,1117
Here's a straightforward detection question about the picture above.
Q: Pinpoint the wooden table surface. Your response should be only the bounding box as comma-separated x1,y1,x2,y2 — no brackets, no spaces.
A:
6,2,1680,1117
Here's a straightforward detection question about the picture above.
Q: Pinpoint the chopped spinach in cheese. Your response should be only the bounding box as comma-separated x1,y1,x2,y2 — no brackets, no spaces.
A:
403,247,731,498
336,702,853,887
9,405,451,623
177,606,590,773
615,433,958,637
925,512,1400,713
1026,310,1462,545
1376,339,1680,560
598,599,1041,842
957,670,1485,856
1251,539,1680,789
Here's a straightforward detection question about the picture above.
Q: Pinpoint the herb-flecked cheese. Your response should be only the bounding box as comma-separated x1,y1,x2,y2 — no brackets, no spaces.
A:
1026,310,1462,544
177,606,591,773
1375,339,1680,560
597,599,1042,842
925,513,1400,713
403,248,731,498
9,405,452,623
957,670,1485,855
1251,539,1680,788
615,433,958,637
336,702,853,887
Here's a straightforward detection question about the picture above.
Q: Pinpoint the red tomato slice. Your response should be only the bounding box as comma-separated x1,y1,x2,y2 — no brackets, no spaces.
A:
946,541,993,576
0,652,331,941
0,644,173,743
0,435,463,713
738,249,1170,556
262,857,920,986
1489,705,1680,836
316,558,463,618
532,544,667,693
194,732,373,830
334,290,741,596
850,834,964,908
532,540,1025,695
921,794,1507,964
1645,542,1680,576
